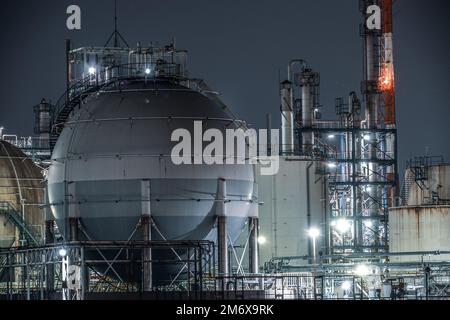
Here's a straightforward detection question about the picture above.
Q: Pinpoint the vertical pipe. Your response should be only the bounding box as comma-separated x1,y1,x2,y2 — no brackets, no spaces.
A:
306,162,313,263
266,113,272,156
248,217,259,274
218,216,228,276
216,178,228,276
141,179,152,291
80,246,87,300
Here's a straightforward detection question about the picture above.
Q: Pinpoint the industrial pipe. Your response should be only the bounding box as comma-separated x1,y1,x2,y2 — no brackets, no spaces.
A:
280,80,294,155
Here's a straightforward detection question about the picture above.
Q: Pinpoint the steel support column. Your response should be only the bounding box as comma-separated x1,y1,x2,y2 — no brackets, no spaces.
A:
141,179,152,291
248,217,259,274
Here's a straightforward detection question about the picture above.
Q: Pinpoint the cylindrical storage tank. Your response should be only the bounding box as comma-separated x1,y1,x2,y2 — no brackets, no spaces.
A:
405,164,450,206
389,206,450,262
47,80,256,283
0,140,45,247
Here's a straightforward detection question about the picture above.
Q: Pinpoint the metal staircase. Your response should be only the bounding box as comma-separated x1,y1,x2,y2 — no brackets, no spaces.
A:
0,202,40,247
49,75,103,151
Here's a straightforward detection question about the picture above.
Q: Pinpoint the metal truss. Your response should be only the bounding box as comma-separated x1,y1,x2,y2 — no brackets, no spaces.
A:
0,240,214,300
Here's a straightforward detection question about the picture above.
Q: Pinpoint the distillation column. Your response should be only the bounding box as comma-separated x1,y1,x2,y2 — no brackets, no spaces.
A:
381,0,397,208
361,0,382,248
280,81,294,155
300,69,320,156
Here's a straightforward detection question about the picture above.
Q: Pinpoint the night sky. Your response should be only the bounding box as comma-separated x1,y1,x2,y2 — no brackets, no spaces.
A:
0,0,449,177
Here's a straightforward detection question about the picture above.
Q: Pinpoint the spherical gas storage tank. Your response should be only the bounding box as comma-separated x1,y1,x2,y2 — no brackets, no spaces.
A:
0,140,45,248
47,79,257,285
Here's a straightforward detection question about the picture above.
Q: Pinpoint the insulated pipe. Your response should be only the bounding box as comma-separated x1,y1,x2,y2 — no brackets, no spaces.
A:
280,81,294,155
141,179,152,291
248,217,259,274
216,178,228,276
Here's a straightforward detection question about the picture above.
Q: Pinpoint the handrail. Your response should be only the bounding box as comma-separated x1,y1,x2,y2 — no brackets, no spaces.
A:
0,201,40,246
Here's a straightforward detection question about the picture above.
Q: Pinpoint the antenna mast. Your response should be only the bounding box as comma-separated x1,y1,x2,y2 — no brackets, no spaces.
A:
104,0,129,48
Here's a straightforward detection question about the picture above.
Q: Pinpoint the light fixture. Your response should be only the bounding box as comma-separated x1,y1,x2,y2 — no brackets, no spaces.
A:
341,281,352,291
327,162,337,169
366,186,372,192
363,134,371,141
257,236,267,245
145,68,151,75
327,134,335,139
88,67,96,75
58,248,67,257
354,264,370,276
307,228,320,238
335,218,351,234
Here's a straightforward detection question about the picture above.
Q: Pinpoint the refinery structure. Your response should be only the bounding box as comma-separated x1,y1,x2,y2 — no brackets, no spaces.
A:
0,0,449,300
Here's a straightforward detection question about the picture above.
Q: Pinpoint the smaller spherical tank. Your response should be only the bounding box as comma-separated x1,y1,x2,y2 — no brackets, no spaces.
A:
0,140,45,247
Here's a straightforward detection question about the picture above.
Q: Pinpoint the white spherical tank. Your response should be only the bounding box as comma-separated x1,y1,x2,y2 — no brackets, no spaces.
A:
48,80,256,246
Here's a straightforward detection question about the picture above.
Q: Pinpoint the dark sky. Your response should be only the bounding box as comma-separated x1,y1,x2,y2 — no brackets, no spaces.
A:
1,0,449,176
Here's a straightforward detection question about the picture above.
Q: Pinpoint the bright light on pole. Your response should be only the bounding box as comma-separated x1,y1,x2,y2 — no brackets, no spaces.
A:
308,228,320,265
88,67,96,75
145,68,151,75
363,134,371,141
308,228,320,238
257,236,267,245
58,248,67,257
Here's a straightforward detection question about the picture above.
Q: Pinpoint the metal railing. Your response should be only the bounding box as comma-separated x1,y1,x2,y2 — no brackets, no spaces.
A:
0,202,41,246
